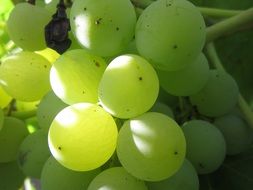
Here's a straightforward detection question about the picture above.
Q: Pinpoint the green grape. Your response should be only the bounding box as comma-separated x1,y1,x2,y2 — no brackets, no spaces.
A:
88,167,148,190
0,51,51,102
68,31,83,50
48,103,118,171
37,91,67,130
158,53,210,96
122,40,138,55
150,101,174,119
181,120,226,174
50,49,107,105
16,100,39,111
147,159,199,190
7,3,51,51
117,112,186,181
0,109,3,131
190,70,239,117
18,130,51,178
70,0,136,57
0,86,12,108
214,114,252,155
135,0,206,71
41,156,100,190
44,0,59,14
0,117,29,163
98,54,159,119
0,161,25,190
35,48,60,64
25,116,40,133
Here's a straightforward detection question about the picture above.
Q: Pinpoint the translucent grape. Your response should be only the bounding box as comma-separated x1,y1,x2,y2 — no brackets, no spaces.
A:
150,101,174,119
214,114,252,155
182,120,226,174
50,49,107,105
37,91,67,130
7,3,51,51
0,117,29,163
147,159,199,190
0,86,12,108
135,0,206,71
0,51,51,102
117,112,186,181
98,54,159,119
41,156,100,190
16,100,39,111
70,0,136,57
190,70,239,117
48,103,118,171
35,48,60,64
88,167,148,190
158,53,210,96
25,116,40,133
0,161,25,190
18,130,51,178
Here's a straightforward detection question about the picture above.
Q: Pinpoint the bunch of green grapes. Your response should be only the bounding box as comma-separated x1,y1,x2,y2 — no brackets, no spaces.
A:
1,0,251,189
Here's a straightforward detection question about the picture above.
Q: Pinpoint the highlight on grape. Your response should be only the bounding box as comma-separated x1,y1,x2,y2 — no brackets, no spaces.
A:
0,0,253,189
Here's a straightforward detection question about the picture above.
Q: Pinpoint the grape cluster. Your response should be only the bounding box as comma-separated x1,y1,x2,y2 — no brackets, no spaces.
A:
0,0,252,190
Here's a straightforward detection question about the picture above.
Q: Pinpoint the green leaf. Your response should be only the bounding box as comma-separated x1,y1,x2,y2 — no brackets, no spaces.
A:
209,147,253,190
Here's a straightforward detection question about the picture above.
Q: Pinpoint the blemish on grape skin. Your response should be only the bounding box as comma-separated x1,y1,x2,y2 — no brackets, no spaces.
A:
58,146,62,150
126,108,130,112
174,151,178,155
173,44,178,49
116,27,119,31
44,65,47,68
93,60,100,67
83,7,87,11
19,150,30,167
82,90,85,94
139,77,143,81
73,17,76,20
95,18,102,25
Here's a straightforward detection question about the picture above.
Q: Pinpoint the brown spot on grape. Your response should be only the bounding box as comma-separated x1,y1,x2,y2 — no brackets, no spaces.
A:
82,91,85,94
58,146,62,150
44,65,47,68
19,151,30,167
95,61,100,67
95,18,102,25
116,27,119,31
174,151,178,155
173,45,178,49
84,7,87,11
139,77,143,81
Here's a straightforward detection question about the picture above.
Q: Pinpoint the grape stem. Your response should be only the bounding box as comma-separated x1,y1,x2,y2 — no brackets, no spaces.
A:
199,7,241,18
205,43,253,129
206,7,253,43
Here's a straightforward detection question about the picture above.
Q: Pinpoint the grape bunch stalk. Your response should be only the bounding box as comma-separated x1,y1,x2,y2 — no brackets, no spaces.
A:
0,0,253,189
